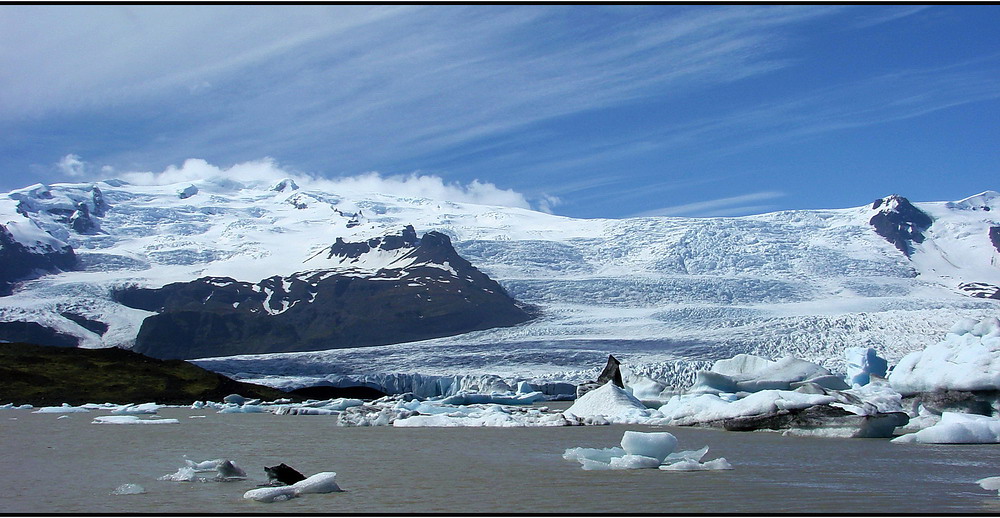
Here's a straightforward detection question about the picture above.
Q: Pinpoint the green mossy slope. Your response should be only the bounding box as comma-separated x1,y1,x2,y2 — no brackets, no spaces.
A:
0,342,289,405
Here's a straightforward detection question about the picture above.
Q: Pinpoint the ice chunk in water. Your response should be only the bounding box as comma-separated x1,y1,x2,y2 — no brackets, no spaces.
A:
978,476,1000,495
562,447,626,464
243,472,342,502
891,412,1000,444
659,458,733,471
159,467,198,482
620,431,677,463
111,483,146,495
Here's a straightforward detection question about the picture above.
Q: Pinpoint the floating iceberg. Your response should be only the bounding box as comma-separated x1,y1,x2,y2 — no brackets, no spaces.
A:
33,404,89,414
111,403,161,415
891,412,1000,444
689,355,848,394
564,382,660,424
110,483,146,495
243,472,342,503
92,415,179,425
978,476,1000,496
889,317,1000,395
564,430,730,471
658,390,837,426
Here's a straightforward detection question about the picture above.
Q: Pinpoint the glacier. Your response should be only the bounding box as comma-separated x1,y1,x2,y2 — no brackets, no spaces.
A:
0,173,998,392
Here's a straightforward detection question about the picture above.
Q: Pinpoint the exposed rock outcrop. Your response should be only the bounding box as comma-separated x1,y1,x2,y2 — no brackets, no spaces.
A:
0,222,76,296
118,227,533,359
868,194,933,257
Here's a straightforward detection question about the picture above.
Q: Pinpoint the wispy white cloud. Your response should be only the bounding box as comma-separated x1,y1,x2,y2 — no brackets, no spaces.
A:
56,154,87,177
851,5,930,29
632,191,785,217
115,157,533,209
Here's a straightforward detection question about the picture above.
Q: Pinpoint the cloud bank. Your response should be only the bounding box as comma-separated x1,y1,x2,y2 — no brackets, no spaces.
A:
106,157,533,210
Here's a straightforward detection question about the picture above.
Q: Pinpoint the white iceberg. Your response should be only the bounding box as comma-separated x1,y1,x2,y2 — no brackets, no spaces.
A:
33,404,89,414
978,476,1000,496
243,472,342,503
891,412,1000,444
689,355,847,394
888,316,1000,395
92,416,180,425
657,390,836,426
111,403,161,415
620,430,677,463
563,382,657,424
563,430,730,471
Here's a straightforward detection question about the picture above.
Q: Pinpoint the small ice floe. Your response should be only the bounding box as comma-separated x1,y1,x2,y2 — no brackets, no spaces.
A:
111,483,146,495
564,430,732,471
160,458,247,482
189,415,207,419
92,416,180,425
111,403,161,415
159,467,199,482
243,472,342,503
33,404,89,414
977,476,1000,496
0,403,33,410
891,412,1000,444
57,415,70,420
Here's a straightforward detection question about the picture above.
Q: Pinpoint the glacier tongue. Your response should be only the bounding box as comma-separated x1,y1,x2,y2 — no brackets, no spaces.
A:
1,177,999,388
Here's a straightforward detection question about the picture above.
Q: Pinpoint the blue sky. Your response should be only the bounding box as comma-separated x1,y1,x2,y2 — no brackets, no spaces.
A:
1,5,998,218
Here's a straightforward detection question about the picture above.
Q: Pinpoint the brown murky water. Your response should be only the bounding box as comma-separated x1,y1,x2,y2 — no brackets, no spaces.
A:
2,407,1000,514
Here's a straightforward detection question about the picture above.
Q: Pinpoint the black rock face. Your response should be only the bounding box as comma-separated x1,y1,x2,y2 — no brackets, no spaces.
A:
990,226,1000,254
869,195,933,257
119,227,533,359
0,321,78,347
0,223,76,296
958,282,1000,300
60,312,109,336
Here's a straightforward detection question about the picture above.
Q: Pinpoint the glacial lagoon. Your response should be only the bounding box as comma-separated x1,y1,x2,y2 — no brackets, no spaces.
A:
3,406,1000,514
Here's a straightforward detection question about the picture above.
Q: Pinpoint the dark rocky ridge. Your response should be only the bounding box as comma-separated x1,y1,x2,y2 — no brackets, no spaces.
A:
118,227,534,359
0,342,289,406
0,321,79,347
991,226,1000,254
869,195,933,257
0,223,76,296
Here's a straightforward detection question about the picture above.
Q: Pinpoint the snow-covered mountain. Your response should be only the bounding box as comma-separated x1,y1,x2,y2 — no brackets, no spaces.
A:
0,175,998,389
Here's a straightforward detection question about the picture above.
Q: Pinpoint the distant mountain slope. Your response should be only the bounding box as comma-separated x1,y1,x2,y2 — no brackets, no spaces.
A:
0,176,997,385
0,342,288,405
115,227,531,359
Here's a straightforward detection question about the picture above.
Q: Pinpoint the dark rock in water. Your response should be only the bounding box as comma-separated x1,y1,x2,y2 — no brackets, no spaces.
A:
59,312,109,336
596,354,624,388
722,405,909,438
216,460,247,480
869,195,933,257
0,223,76,296
991,226,1000,254
0,321,78,347
958,282,1000,300
289,385,388,401
902,390,1000,417
577,354,625,398
119,227,533,359
265,463,306,486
